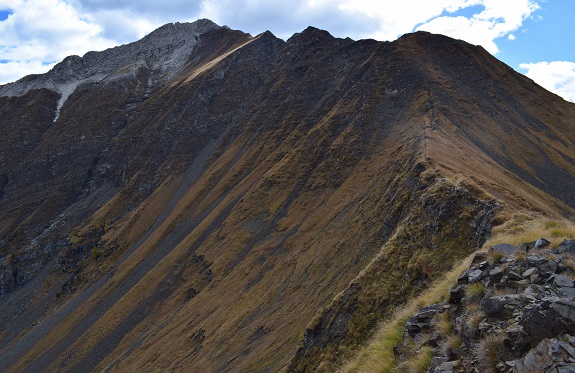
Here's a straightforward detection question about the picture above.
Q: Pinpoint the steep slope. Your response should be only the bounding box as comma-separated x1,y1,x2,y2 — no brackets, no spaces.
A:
0,21,574,372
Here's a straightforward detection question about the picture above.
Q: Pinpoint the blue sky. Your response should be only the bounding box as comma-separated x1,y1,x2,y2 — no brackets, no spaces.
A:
0,0,573,102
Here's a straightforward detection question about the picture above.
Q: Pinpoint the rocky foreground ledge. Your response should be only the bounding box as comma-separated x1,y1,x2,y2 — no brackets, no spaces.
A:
395,239,575,373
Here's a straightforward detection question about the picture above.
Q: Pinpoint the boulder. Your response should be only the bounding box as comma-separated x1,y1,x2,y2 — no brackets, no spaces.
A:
513,336,575,372
558,287,575,298
457,269,470,284
536,260,557,276
553,240,575,255
468,269,485,283
534,238,551,249
480,295,524,319
504,322,532,355
405,303,445,336
526,255,546,266
433,360,461,373
549,274,575,288
488,266,505,283
490,243,521,256
520,241,536,252
449,285,466,304
521,267,538,279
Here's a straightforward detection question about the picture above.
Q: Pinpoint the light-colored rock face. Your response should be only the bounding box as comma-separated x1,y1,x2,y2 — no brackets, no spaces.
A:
0,19,222,117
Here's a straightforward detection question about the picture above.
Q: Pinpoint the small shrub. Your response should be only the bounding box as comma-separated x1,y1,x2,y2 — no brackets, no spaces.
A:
92,245,101,260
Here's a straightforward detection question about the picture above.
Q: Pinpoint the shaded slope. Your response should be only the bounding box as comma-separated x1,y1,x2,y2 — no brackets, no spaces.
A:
0,23,573,373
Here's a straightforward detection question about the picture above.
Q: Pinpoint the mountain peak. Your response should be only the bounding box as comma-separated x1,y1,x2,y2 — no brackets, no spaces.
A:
141,18,221,44
287,26,335,44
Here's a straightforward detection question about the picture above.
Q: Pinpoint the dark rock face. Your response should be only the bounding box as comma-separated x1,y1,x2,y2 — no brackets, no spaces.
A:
513,336,575,373
395,242,575,372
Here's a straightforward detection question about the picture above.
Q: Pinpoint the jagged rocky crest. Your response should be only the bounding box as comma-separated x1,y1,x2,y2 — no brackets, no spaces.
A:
396,239,575,372
0,19,574,373
0,19,220,118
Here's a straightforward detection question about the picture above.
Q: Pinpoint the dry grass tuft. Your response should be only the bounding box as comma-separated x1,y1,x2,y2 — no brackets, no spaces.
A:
465,309,485,336
396,345,433,373
485,212,575,248
476,333,505,372
434,311,453,335
488,250,505,264
442,334,462,357
464,283,485,303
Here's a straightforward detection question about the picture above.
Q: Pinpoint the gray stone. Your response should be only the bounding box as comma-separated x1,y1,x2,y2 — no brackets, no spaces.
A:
405,303,444,336
537,260,558,276
522,267,538,278
458,269,470,284
507,270,524,281
523,285,542,301
491,243,521,256
521,241,537,252
553,240,575,255
449,285,466,304
513,337,575,373
489,266,505,283
550,300,575,324
481,296,511,318
527,255,546,266
558,287,575,298
433,360,461,373
505,322,532,354
535,238,551,248
468,269,485,283
521,305,565,343
550,274,575,288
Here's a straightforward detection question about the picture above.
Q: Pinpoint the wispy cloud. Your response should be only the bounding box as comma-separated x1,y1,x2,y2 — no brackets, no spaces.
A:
520,61,575,102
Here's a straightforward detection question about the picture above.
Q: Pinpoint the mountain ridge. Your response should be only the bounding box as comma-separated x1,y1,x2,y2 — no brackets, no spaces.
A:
0,19,574,372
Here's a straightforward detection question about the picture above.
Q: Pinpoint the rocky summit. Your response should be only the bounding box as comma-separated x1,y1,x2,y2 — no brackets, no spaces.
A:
0,19,574,372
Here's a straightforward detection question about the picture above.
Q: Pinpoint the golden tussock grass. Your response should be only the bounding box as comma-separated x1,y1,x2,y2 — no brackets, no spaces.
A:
396,345,433,373
340,256,474,373
485,211,575,248
476,333,505,373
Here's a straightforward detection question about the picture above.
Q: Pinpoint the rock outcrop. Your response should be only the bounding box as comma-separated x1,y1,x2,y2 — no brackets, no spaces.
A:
395,239,575,372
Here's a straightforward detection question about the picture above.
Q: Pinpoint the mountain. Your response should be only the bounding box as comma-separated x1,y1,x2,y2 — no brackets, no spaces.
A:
0,19,574,372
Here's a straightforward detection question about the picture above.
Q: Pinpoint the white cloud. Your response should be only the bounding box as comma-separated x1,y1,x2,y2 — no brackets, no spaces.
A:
520,61,575,102
415,0,539,53
0,0,116,84
0,60,56,83
336,0,480,41
508,33,516,40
